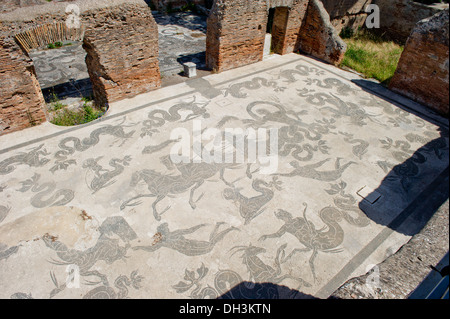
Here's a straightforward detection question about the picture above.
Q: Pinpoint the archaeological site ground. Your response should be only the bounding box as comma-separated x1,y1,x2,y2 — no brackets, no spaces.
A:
0,0,448,302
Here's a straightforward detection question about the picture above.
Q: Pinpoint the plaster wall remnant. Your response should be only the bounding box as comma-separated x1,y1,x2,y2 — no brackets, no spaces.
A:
389,9,449,117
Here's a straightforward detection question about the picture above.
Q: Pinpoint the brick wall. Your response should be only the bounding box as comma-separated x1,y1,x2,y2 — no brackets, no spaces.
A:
206,0,346,72
206,0,269,72
0,37,47,135
389,9,449,117
298,0,347,65
83,3,161,106
0,0,161,135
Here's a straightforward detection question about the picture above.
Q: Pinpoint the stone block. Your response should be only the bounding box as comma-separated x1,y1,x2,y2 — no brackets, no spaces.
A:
183,62,197,78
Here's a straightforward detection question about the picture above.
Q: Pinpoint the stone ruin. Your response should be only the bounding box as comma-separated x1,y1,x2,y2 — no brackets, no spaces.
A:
0,0,448,135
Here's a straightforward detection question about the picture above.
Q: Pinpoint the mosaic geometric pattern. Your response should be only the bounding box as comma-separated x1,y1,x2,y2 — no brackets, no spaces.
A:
0,54,448,299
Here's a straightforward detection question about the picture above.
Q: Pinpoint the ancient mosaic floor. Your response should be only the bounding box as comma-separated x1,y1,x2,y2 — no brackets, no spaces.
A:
0,54,448,299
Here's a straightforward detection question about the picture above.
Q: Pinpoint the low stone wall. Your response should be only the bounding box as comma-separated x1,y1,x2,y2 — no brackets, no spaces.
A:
83,5,161,107
389,9,449,117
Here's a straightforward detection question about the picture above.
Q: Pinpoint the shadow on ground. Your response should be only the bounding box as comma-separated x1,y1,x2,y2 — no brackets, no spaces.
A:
217,281,318,299
42,78,93,103
352,79,449,237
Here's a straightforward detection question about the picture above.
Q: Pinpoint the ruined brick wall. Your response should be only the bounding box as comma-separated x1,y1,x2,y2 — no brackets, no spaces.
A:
279,0,309,55
206,0,269,72
0,37,47,134
83,3,161,106
389,9,449,117
0,0,161,135
298,0,347,65
207,0,345,72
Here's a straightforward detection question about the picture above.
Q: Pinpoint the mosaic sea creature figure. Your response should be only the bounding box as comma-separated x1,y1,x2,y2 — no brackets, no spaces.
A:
51,119,136,173
223,77,285,99
0,144,50,175
140,97,210,138
259,204,346,282
121,158,241,221
44,216,137,298
223,177,282,225
229,243,311,289
82,156,132,194
277,158,356,182
17,173,74,208
133,222,238,257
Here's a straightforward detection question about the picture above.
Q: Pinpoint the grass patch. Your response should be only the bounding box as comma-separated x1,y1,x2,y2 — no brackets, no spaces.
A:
51,104,106,126
49,94,106,126
340,28,404,85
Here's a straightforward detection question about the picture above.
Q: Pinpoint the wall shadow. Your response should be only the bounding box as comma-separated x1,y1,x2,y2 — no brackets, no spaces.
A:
42,78,93,103
352,78,449,236
351,78,448,126
152,9,208,33
217,281,318,299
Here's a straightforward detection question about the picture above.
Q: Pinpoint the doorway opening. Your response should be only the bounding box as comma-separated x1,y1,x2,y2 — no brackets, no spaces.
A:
264,7,290,57
147,1,211,87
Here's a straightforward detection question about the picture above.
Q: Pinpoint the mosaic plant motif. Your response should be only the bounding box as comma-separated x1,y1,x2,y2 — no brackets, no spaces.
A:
83,271,144,299
229,243,311,289
133,222,238,257
18,173,74,208
140,97,210,139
